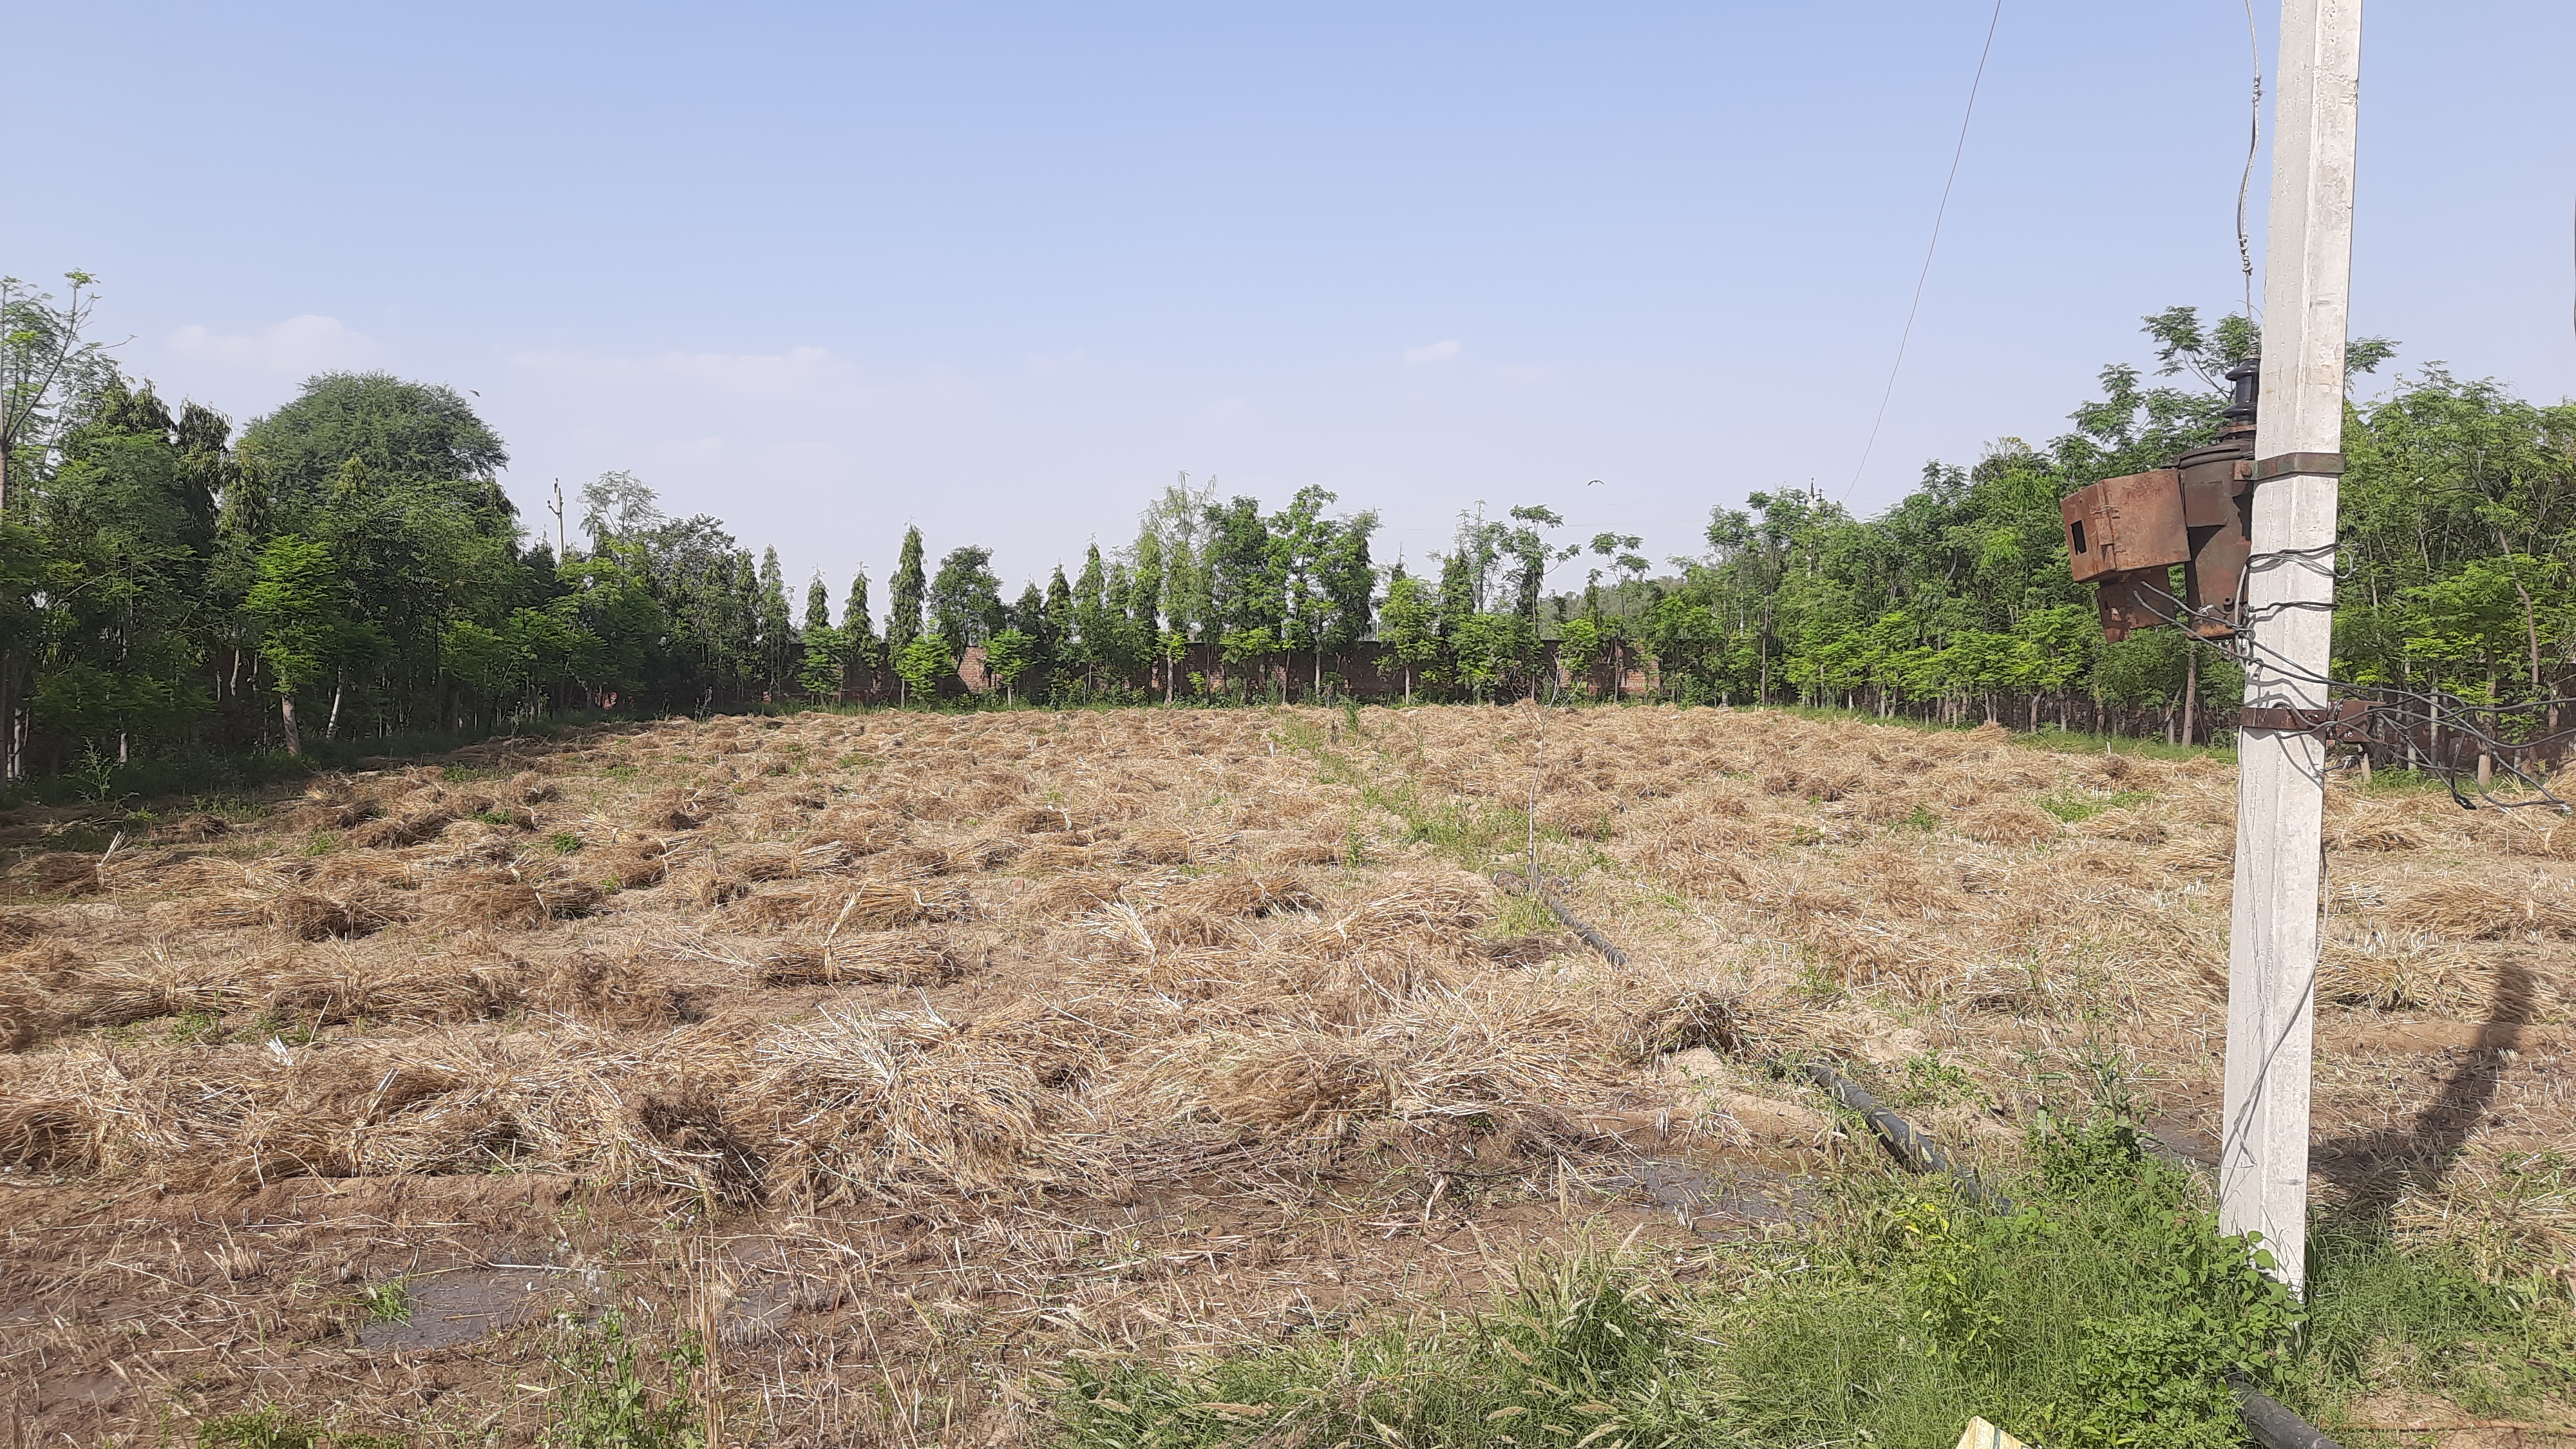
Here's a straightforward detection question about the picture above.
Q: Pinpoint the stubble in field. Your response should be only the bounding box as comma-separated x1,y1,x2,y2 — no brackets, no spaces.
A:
0,705,2565,1444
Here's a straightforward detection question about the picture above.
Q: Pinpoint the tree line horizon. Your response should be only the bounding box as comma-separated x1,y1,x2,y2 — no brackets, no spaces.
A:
3,270,2569,781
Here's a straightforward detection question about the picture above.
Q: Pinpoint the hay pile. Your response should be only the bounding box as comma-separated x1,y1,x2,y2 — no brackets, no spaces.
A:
0,703,2563,1286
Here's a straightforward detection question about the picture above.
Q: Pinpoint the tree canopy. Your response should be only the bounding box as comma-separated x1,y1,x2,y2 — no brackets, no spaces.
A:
0,278,2564,775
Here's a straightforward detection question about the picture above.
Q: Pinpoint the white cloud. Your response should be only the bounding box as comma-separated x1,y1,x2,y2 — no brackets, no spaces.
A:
168,314,377,374
1403,338,1461,364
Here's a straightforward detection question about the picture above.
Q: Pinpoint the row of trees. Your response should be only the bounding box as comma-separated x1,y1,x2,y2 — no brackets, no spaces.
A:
3,269,2568,773
1584,309,2574,746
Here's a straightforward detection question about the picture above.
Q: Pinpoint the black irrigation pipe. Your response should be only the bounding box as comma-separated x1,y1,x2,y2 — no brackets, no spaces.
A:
2235,1381,2347,1449
1790,1061,2012,1212
1489,869,2004,1203
1485,872,2344,1449
1490,870,1630,965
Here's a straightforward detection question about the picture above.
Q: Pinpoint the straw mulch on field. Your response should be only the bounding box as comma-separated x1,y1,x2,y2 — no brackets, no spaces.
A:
0,705,2565,1444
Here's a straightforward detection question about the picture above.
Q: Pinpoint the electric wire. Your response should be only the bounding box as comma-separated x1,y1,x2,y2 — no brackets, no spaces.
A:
1842,0,2005,500
2115,571,2576,813
2236,0,2264,322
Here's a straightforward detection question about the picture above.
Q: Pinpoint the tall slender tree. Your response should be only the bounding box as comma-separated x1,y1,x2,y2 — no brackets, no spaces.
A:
756,547,797,697
1318,509,1379,690
1379,568,1437,703
840,569,876,693
1043,565,1073,696
887,526,926,653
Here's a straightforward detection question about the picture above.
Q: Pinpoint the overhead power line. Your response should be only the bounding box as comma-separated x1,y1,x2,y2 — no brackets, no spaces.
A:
2236,0,2264,320
1842,0,2005,500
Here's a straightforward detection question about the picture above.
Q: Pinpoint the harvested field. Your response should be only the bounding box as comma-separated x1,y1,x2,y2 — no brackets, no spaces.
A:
0,705,2568,1443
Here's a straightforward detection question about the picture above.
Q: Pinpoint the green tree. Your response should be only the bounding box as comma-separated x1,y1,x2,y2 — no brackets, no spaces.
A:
1448,611,1533,704
893,632,952,706
578,470,662,551
1379,569,1438,703
799,574,847,700
1271,486,1338,691
242,535,343,754
983,627,1035,704
929,545,1003,656
1141,473,1215,640
1043,566,1073,697
1501,504,1571,625
32,377,217,755
1319,511,1378,668
1072,544,1113,695
840,569,877,693
1,271,114,524
1557,616,1608,701
1203,497,1280,641
755,547,797,697
887,526,926,653
236,371,511,523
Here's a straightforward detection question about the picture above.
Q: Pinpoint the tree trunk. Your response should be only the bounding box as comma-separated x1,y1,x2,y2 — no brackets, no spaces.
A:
2499,530,2550,737
327,678,345,741
279,691,302,756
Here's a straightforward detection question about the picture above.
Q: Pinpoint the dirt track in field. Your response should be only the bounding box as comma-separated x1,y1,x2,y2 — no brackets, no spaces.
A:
3,705,2568,1444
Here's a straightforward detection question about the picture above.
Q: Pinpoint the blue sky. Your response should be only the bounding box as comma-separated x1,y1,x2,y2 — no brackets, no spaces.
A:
8,3,2571,607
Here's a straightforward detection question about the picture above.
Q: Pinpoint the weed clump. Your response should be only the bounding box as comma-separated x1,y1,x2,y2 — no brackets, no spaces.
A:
544,1308,706,1449
1054,1112,2573,1449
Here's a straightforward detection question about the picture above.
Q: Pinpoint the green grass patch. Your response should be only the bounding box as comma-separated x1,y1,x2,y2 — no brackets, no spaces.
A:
1486,891,1558,938
2353,765,2469,798
2037,788,2154,823
1048,1114,2573,1449
2019,725,2234,763
165,1010,231,1046
1362,786,1556,869
350,1277,412,1325
544,1307,706,1449
1767,705,2235,762
194,1405,397,1449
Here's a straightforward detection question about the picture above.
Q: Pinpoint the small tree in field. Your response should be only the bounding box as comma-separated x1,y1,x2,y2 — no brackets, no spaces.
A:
1219,627,1274,703
893,633,951,706
1378,573,1437,703
1156,627,1188,704
243,535,341,755
1557,616,1607,701
1448,611,1532,703
983,627,1034,704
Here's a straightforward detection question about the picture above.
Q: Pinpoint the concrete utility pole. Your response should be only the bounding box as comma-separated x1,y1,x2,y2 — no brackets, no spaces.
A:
2220,0,2363,1296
